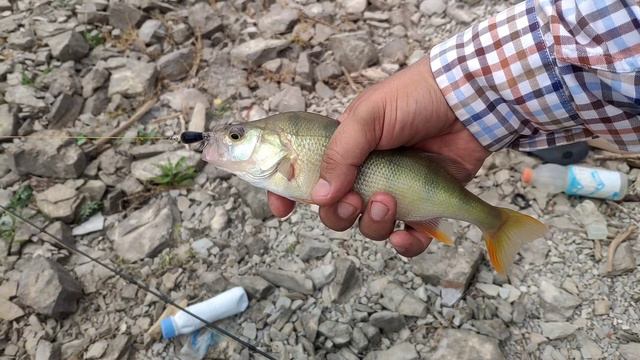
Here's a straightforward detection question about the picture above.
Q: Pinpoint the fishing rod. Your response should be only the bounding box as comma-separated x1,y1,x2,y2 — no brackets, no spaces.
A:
0,169,276,360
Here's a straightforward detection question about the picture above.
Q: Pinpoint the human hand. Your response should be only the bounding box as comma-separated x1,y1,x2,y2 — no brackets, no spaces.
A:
268,57,490,257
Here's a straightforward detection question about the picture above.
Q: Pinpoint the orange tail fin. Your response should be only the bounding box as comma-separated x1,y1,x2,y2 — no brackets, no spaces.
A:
482,208,548,276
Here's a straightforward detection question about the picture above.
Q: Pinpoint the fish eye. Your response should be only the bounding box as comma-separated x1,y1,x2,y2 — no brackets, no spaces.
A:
228,126,245,141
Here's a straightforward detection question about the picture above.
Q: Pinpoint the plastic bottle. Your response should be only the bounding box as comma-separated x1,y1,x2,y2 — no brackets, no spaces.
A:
521,163,628,201
161,287,249,340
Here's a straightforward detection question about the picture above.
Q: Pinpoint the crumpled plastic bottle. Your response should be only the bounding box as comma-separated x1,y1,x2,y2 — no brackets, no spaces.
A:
177,328,220,360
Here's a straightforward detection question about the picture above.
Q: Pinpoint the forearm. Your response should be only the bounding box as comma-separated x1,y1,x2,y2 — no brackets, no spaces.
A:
429,0,640,153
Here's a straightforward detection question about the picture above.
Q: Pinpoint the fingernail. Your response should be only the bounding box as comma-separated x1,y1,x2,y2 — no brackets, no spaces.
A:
337,201,356,219
370,201,388,221
312,179,331,199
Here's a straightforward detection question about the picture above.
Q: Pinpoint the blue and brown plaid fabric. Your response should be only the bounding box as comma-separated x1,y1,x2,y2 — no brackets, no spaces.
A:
430,0,640,152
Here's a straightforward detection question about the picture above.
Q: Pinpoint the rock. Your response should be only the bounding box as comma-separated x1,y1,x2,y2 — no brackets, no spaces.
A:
351,326,369,352
35,340,62,360
380,38,408,64
103,334,131,360
35,184,83,223
446,4,475,24
230,38,290,68
170,23,192,44
540,321,578,340
229,176,271,220
315,81,334,99
379,282,427,317
138,19,165,44
467,319,510,340
4,85,47,110
230,276,274,300
301,308,321,342
619,343,640,360
594,300,610,315
157,47,195,81
187,2,223,37
369,311,406,333
309,263,336,289
0,104,18,139
432,329,505,359
161,88,209,112
48,94,83,129
83,89,109,115
109,2,146,30
17,256,83,318
296,237,330,261
412,241,482,306
85,340,108,359
129,143,179,159
271,85,306,112
601,242,636,276
339,0,368,14
0,298,24,321
203,65,247,101
72,213,104,236
130,150,200,182
8,28,35,50
108,59,157,97
107,196,179,262
42,221,74,248
258,5,299,35
476,283,501,297
539,278,582,321
260,269,314,295
46,31,90,61
11,136,87,179
295,51,314,90
329,31,378,72
366,342,418,360
420,0,446,15
579,335,603,359
329,258,361,303
318,321,352,346
210,206,228,231
82,67,109,98
191,238,213,257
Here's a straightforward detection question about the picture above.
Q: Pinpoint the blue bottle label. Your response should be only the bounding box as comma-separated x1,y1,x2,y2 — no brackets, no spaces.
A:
566,165,623,200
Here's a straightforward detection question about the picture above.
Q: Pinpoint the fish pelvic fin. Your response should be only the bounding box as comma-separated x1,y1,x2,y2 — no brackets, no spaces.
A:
406,219,455,246
482,207,548,276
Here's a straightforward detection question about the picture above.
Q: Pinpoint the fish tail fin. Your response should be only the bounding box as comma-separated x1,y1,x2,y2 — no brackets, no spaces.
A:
482,208,548,276
406,219,455,246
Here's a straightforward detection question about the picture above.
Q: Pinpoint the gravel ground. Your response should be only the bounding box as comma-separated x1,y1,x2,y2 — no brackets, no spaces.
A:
1,0,639,359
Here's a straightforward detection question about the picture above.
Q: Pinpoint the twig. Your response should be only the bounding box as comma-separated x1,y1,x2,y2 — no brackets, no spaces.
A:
94,97,157,151
593,154,640,160
190,32,203,78
606,225,637,274
149,112,181,124
341,66,360,92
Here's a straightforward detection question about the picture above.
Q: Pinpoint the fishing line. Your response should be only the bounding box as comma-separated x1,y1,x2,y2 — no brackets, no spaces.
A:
0,203,276,360
0,135,174,141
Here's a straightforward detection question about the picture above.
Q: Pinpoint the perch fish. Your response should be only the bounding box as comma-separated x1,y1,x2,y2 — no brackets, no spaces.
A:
198,111,548,275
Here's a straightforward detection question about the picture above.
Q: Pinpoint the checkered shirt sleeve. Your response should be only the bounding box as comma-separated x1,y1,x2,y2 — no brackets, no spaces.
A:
429,0,640,153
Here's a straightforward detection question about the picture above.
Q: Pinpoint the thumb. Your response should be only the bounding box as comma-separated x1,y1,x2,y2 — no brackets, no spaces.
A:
312,99,383,206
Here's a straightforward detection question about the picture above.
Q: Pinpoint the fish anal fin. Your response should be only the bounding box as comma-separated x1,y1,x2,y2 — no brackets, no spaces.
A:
407,219,455,246
277,156,295,181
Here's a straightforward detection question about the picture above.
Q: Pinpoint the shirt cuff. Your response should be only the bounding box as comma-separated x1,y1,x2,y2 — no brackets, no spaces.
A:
429,0,588,152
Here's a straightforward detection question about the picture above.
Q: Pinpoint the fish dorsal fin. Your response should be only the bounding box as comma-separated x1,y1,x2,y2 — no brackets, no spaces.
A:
406,218,455,246
416,153,470,182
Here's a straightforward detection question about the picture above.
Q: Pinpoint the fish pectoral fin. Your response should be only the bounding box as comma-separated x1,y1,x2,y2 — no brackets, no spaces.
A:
276,156,295,181
406,219,455,246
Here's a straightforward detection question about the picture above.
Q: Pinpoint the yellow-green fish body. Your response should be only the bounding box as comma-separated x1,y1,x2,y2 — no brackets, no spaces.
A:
201,111,548,275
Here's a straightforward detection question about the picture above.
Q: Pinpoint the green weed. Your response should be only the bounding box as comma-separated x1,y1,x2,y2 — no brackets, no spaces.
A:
1,185,33,243
20,71,34,86
136,128,159,145
83,31,105,48
79,201,103,222
151,157,197,187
